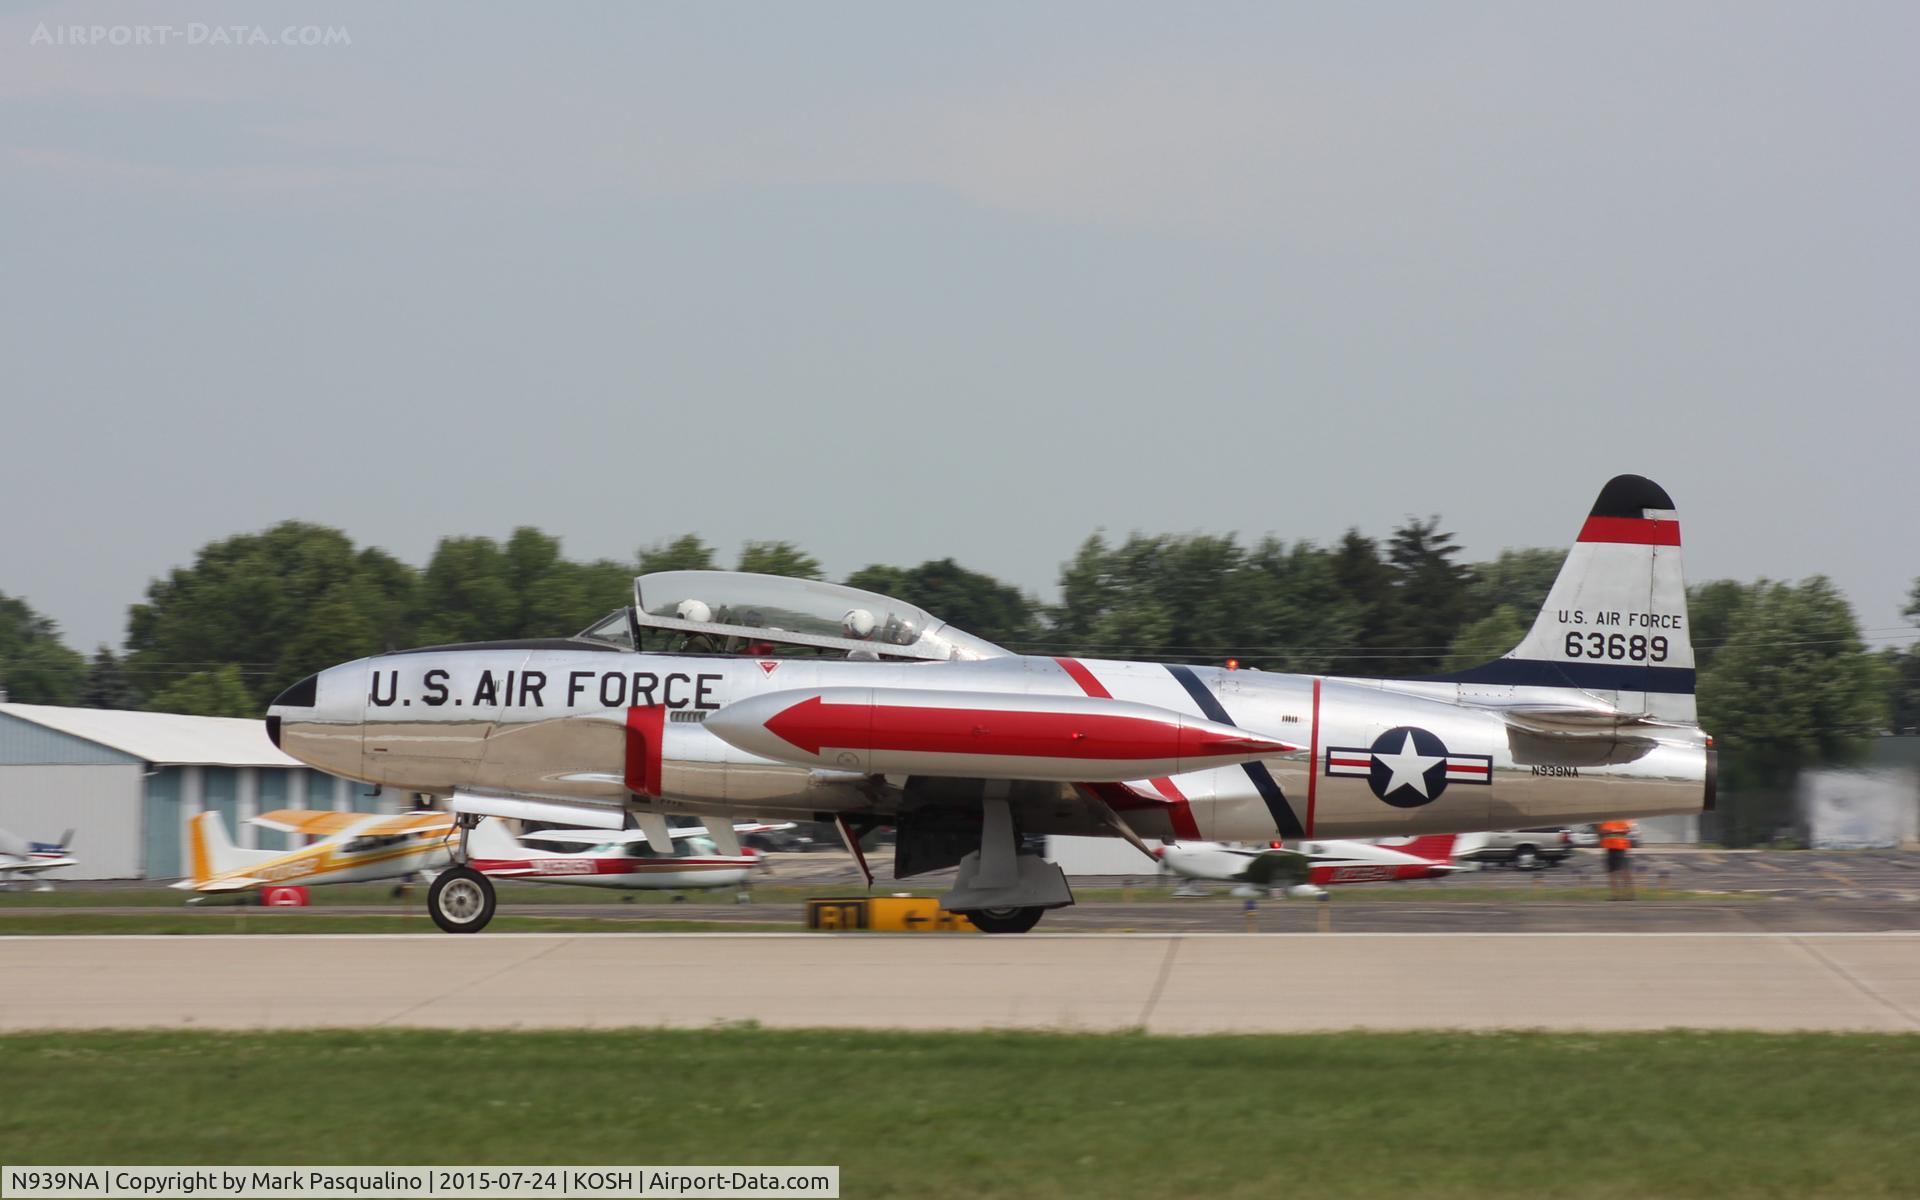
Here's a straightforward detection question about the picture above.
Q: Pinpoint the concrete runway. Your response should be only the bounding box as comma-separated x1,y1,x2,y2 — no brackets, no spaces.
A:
7,932,1919,1034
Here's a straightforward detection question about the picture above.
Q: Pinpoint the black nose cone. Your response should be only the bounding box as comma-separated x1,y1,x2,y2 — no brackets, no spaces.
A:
273,674,318,709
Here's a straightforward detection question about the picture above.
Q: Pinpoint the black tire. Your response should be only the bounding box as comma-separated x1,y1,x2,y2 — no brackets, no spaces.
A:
959,906,1045,934
1512,845,1539,871
427,867,496,934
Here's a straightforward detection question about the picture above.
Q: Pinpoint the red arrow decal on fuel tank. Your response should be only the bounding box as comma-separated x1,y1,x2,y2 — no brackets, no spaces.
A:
762,694,1294,761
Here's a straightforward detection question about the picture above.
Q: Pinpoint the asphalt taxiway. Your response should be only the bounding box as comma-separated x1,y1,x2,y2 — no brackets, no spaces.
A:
7,932,1918,1034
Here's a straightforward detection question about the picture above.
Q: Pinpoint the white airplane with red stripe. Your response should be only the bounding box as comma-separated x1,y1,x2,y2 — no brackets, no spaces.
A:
466,819,776,896
268,474,1713,933
1155,834,1467,899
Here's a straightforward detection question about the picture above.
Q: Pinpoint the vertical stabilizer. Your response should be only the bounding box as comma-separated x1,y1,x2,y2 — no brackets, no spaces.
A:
1439,474,1696,723
184,811,278,885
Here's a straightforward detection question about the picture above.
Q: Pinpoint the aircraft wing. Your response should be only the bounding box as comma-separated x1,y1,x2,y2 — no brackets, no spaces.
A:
518,821,795,846
1235,847,1313,888
170,876,266,892
517,829,619,846
355,813,456,836
0,854,76,874
250,810,365,836
665,821,796,841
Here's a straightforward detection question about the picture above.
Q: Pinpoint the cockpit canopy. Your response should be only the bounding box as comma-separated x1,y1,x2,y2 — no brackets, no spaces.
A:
618,571,1007,661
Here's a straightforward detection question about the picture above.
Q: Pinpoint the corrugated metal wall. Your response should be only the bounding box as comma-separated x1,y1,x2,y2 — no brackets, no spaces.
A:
0,764,143,878
0,706,387,880
0,713,140,766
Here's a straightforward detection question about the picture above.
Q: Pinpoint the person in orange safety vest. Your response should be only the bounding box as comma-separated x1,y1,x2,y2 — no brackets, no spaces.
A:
1598,820,1635,899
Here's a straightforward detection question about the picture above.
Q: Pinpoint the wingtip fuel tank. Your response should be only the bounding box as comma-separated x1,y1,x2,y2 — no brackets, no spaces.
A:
704,686,1300,782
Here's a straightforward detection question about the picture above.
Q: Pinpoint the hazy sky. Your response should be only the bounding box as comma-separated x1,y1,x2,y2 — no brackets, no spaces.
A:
3,2,1915,655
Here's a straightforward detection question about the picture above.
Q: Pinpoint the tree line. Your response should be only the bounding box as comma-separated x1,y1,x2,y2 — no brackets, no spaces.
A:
2,519,1913,802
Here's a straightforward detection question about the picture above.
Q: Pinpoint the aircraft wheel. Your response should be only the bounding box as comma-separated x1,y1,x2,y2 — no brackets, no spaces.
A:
428,867,496,934
960,906,1045,934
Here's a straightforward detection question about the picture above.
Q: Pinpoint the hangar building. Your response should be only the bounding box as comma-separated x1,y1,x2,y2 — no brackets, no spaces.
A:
0,703,385,880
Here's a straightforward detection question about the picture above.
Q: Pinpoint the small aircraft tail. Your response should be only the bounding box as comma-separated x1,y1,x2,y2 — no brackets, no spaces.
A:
30,830,75,854
1397,833,1458,864
178,811,278,889
1437,474,1696,724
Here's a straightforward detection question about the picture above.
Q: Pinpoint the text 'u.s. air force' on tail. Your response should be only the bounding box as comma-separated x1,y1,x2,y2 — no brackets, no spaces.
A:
267,474,1711,934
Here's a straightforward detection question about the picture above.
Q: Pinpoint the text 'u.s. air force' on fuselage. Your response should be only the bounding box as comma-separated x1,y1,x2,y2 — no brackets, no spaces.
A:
267,474,1713,934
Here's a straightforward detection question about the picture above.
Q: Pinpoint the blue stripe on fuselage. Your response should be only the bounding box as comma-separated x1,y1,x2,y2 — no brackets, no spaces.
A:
1165,664,1305,839
1418,660,1696,693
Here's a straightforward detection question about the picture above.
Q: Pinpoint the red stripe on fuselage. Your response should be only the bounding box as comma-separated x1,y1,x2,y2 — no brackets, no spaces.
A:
766,696,1279,760
1146,777,1203,840
1054,657,1111,698
1306,677,1322,838
1058,657,1201,840
1577,516,1681,546
625,704,666,796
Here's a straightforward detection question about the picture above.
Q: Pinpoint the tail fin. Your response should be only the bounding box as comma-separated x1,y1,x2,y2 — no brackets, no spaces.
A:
183,811,277,885
1398,833,1458,864
1440,474,1695,723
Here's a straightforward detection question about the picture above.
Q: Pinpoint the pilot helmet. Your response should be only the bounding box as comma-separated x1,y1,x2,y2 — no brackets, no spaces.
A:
676,598,712,623
842,608,877,639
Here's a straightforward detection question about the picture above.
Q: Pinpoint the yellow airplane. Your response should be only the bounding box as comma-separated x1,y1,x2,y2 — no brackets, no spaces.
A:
172,809,454,895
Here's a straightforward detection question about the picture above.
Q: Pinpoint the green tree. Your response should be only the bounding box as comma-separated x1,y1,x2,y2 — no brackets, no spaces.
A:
1467,548,1566,618
79,647,136,709
125,522,419,713
638,535,715,574
1888,578,1920,735
1687,579,1755,674
0,592,86,704
1380,516,1471,676
1237,539,1366,673
413,536,517,646
144,665,257,718
1697,577,1890,791
1324,531,1395,676
738,542,823,580
845,559,1037,648
1441,605,1529,673
417,529,635,643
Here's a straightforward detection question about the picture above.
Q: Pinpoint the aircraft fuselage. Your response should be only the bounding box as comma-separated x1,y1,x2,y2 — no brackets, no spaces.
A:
275,647,1708,845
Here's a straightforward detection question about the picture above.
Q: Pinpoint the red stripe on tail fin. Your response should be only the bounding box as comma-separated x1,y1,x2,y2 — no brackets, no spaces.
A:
1399,834,1458,864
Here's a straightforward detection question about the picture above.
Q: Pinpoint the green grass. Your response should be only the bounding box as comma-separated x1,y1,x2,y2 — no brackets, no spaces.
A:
1,1029,1916,1198
0,914,799,935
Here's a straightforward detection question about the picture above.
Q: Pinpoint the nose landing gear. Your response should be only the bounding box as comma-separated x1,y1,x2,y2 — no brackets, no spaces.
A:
428,814,498,933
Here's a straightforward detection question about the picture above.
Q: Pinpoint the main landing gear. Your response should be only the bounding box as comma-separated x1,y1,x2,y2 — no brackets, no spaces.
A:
427,814,497,934
943,792,1073,934
957,906,1046,935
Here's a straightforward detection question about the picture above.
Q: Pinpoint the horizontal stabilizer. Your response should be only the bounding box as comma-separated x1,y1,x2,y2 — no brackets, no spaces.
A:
1497,705,1677,767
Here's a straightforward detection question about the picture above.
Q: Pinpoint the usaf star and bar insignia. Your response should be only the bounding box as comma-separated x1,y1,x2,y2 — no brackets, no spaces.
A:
1324,725,1492,808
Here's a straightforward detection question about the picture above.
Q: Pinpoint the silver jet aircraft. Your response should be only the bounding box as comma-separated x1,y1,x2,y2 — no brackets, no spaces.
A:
268,474,1711,933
